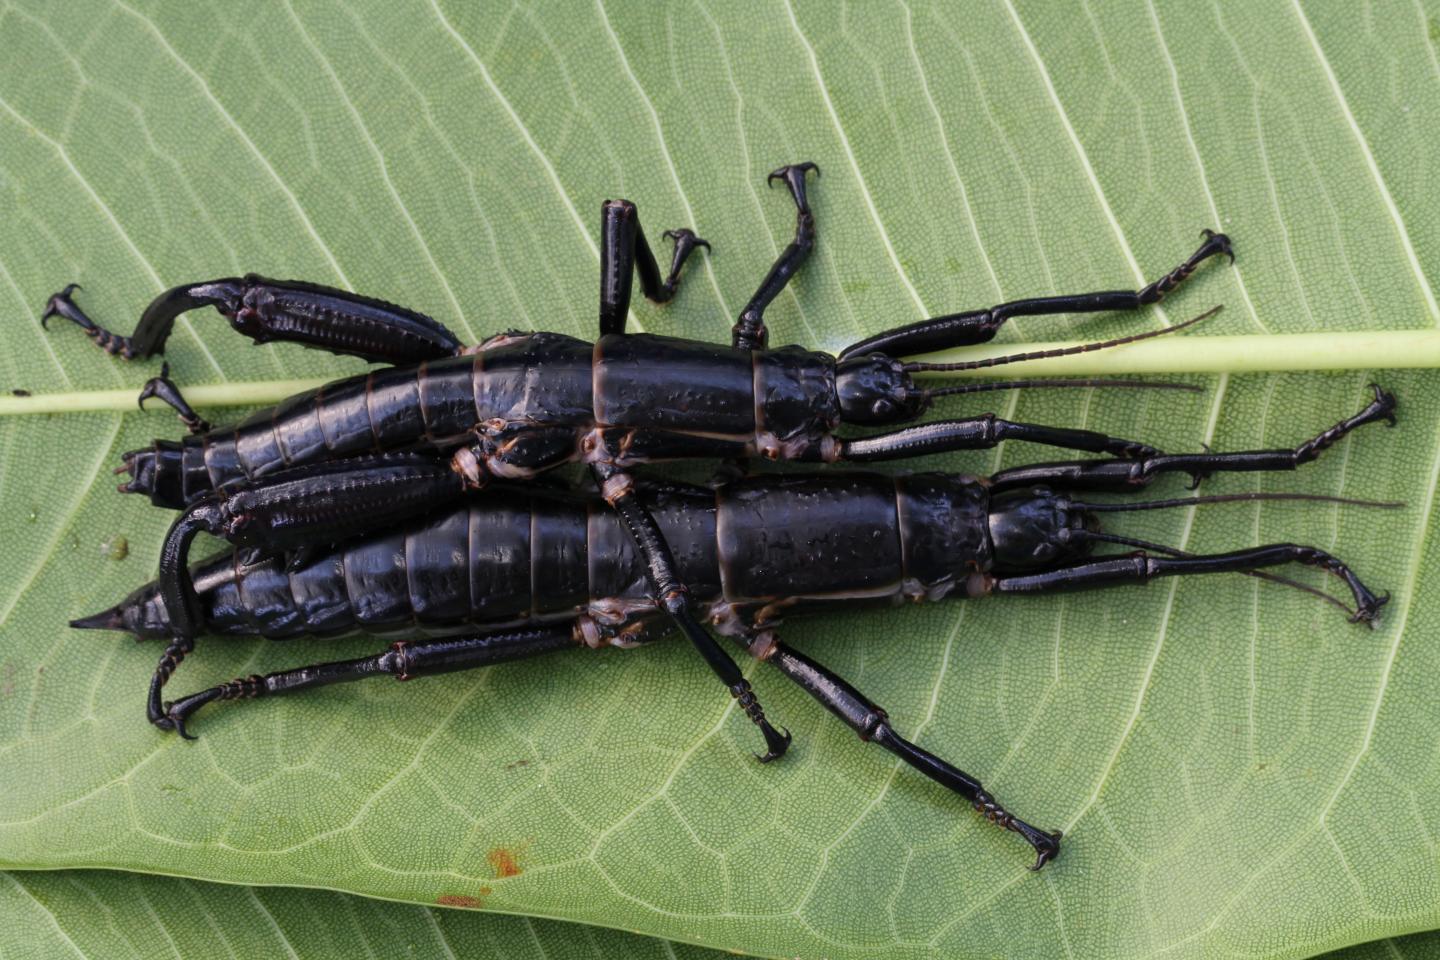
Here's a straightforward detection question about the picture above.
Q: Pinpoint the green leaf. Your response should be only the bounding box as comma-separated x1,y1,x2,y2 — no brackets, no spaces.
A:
0,870,727,959
2,869,1435,960
2,1,1439,958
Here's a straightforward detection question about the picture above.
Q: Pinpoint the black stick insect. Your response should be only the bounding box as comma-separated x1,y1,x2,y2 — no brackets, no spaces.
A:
76,390,1400,870
49,163,1236,764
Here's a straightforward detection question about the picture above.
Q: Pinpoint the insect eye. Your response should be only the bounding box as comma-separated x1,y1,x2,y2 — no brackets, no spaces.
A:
871,398,896,418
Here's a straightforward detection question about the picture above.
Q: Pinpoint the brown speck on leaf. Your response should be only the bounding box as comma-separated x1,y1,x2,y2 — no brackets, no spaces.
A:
435,894,484,909
487,846,523,878
504,759,531,770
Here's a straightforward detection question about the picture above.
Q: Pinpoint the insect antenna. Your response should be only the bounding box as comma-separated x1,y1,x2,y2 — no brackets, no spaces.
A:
923,377,1202,402
904,305,1221,374
1070,491,1405,513
1073,528,1357,616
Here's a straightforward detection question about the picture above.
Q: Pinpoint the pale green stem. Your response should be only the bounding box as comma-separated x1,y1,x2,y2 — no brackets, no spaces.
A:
907,329,1440,378
0,379,329,416
2,331,1438,416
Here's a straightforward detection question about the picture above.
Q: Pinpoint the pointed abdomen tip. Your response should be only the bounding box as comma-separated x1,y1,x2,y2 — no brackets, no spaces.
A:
70,607,125,631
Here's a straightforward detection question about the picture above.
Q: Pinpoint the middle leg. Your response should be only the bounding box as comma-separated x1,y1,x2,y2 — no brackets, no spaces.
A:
840,414,1160,462
599,200,710,336
593,462,790,761
984,386,1398,493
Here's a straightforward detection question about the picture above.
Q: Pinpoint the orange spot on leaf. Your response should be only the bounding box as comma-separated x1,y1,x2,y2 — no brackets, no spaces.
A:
435,894,484,909
487,846,523,878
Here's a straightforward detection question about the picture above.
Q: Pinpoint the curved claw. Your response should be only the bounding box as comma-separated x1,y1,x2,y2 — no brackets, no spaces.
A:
754,723,792,764
164,704,200,741
1026,829,1063,872
172,719,199,741
40,283,82,329
662,228,711,251
136,362,169,412
1351,589,1391,626
1200,228,1235,264
159,688,222,740
767,160,821,185
1366,383,1399,427
766,162,821,213
137,362,211,434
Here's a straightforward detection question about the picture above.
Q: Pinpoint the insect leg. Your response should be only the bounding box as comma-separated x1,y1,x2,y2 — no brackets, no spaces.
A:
43,277,464,364
144,498,228,731
750,635,1060,870
989,544,1388,623
137,363,211,435
1127,384,1396,487
987,386,1397,493
156,626,579,738
41,284,143,358
839,415,1159,461
145,454,472,725
838,230,1232,360
599,199,710,336
593,463,790,761
732,162,820,350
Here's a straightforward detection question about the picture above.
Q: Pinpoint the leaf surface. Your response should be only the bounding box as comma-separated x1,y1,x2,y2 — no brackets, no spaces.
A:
2,868,1435,960
2,2,1439,957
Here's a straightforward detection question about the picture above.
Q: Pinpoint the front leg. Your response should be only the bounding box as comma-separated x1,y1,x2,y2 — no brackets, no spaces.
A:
839,415,1159,462
592,462,790,761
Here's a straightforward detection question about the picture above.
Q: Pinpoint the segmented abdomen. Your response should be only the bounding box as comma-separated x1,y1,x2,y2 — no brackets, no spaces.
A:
129,333,841,506
113,474,993,642
196,333,594,491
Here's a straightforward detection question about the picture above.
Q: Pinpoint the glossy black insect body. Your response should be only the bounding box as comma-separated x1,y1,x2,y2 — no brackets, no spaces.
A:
78,389,1399,870
53,165,1319,863
47,164,1231,511
47,161,1243,782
